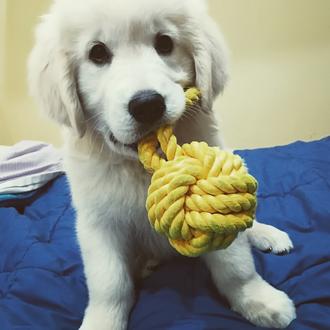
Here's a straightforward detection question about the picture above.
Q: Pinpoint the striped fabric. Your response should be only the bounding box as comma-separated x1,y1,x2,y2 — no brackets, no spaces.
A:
0,141,63,194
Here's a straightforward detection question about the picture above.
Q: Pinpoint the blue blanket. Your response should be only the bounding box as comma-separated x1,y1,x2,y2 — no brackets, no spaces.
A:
1,137,329,330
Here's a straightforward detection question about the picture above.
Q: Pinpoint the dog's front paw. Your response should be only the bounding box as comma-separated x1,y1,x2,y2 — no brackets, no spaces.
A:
248,223,294,255
231,279,296,328
79,305,127,330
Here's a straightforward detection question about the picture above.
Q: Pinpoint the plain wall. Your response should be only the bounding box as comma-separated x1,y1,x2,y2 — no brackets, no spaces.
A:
0,0,61,146
0,0,7,130
0,0,329,148
210,0,330,148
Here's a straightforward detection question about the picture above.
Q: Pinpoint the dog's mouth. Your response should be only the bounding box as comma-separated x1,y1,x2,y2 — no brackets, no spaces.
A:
107,122,168,153
108,131,138,151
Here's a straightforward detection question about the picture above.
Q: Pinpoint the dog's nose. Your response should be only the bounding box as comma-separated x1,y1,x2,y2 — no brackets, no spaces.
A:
128,90,166,124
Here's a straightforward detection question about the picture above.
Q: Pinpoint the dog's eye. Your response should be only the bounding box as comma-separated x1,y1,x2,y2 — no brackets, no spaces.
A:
89,42,112,65
155,34,174,56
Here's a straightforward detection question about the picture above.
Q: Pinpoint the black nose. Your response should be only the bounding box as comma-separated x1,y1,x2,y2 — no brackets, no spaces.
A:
128,90,166,124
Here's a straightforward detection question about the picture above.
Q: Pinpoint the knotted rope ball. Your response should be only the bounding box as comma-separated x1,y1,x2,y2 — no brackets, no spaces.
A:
138,88,258,257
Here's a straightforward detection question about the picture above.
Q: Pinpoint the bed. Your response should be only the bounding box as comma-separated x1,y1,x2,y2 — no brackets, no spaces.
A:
1,136,329,330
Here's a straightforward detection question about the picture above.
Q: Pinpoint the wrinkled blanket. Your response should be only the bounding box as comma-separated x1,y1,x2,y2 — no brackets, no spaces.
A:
0,137,329,330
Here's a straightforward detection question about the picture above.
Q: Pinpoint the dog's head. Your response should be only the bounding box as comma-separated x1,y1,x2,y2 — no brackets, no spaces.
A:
29,0,228,158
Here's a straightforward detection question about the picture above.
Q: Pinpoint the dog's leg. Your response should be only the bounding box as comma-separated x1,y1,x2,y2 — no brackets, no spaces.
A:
247,220,294,255
78,218,134,330
203,234,296,328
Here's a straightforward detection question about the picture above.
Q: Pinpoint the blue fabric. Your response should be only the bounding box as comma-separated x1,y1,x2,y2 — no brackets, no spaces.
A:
0,191,39,203
0,177,86,330
0,136,329,330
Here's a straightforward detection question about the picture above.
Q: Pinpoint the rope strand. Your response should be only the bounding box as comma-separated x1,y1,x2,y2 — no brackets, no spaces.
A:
138,87,258,257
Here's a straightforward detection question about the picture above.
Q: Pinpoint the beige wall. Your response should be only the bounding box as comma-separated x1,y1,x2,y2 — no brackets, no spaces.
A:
0,0,61,146
0,0,7,126
210,0,330,148
0,0,329,148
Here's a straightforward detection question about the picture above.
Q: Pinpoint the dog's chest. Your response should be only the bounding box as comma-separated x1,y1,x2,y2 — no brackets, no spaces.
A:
66,155,150,223
106,163,150,215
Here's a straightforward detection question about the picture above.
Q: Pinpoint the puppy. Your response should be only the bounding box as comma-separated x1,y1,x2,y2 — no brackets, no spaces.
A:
28,0,296,328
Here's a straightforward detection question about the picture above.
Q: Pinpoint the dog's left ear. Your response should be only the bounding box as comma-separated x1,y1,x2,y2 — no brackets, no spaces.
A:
191,12,229,111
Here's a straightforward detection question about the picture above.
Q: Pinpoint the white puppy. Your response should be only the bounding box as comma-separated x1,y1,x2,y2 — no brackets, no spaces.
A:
28,0,296,329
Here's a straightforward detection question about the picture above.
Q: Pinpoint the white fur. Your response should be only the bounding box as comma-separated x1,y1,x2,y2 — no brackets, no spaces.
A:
28,0,296,329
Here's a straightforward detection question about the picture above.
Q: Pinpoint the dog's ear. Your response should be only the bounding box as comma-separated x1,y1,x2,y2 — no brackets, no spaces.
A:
191,14,229,111
28,16,86,137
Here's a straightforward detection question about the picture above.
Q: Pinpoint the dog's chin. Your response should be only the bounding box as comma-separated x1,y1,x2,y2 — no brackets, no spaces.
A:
104,131,140,160
103,114,182,160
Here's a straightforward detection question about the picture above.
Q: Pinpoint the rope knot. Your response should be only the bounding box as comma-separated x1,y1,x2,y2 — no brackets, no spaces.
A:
138,88,258,257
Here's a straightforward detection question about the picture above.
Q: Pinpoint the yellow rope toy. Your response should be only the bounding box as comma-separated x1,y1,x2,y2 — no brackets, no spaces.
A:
138,88,258,257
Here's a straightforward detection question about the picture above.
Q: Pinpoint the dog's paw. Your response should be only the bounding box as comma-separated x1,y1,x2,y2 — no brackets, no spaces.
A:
231,279,296,328
248,223,294,255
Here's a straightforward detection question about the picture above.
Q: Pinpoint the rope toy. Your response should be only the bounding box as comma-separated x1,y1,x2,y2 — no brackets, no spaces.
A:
138,88,258,257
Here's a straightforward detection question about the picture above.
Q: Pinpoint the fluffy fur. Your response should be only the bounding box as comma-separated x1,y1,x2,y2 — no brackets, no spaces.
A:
28,0,296,328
